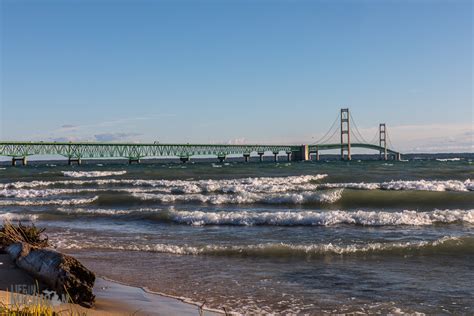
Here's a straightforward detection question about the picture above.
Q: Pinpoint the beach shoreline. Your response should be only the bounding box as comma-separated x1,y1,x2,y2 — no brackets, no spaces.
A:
0,253,221,315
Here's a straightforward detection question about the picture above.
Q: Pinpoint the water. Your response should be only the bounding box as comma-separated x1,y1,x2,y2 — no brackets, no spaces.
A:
1,156,473,314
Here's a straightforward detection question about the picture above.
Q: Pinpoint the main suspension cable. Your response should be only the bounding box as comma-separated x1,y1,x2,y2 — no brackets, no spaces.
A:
369,129,380,145
386,132,398,151
349,112,370,144
310,113,340,145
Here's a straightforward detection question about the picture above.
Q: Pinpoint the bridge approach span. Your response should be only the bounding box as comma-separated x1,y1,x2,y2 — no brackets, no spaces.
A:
0,141,400,165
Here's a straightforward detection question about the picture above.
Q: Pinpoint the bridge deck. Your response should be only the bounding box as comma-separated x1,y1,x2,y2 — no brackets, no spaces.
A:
309,143,399,155
0,141,400,159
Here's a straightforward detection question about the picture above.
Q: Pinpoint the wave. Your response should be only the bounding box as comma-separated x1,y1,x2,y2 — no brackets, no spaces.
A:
0,175,327,194
321,179,473,192
0,212,38,222
49,208,474,226
131,189,344,205
1,177,471,194
55,236,474,258
436,158,462,162
0,196,99,206
62,170,127,178
57,208,134,215
0,188,83,198
0,187,162,198
164,209,474,226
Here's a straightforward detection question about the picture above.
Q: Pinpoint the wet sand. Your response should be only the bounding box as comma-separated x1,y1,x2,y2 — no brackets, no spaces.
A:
0,254,220,315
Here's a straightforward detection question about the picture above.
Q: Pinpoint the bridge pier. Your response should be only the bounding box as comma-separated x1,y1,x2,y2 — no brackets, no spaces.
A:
273,152,279,162
243,153,250,162
291,145,309,161
341,150,352,161
316,150,320,161
396,153,401,161
129,158,140,164
258,152,264,162
68,158,81,165
180,156,190,163
286,152,291,162
11,157,27,166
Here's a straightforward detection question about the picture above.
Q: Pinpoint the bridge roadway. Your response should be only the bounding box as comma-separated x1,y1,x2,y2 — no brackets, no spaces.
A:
308,143,399,155
0,141,401,165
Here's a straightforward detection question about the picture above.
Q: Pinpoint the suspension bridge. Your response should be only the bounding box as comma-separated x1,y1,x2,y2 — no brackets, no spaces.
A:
0,108,401,165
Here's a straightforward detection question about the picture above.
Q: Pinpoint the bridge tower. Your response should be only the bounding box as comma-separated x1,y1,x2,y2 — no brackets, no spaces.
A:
340,108,351,160
379,123,388,160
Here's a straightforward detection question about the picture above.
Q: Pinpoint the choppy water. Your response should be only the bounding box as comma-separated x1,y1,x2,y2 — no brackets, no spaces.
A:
1,156,473,314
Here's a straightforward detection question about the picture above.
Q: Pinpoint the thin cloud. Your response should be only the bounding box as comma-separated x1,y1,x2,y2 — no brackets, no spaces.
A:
52,114,176,133
49,136,89,142
227,138,247,145
94,132,142,142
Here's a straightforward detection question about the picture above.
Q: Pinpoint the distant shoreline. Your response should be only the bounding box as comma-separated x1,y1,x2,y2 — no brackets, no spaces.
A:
0,152,472,165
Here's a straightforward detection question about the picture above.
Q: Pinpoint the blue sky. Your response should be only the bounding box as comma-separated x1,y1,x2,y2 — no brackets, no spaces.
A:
1,0,472,152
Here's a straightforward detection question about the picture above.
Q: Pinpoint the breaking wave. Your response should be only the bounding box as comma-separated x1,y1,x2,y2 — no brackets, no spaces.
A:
0,188,83,198
131,189,344,205
0,187,160,198
436,158,462,162
0,196,99,206
0,212,38,222
62,170,127,178
0,177,471,193
164,208,474,226
321,179,473,192
55,236,473,257
0,175,327,194
50,208,474,226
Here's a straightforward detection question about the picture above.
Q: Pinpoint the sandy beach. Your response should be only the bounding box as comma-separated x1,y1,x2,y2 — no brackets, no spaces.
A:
0,253,220,315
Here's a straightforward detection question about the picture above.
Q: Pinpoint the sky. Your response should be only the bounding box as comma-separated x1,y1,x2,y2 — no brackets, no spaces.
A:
0,0,472,153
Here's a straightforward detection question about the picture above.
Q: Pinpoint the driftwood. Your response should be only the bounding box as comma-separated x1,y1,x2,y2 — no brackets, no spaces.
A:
6,242,96,308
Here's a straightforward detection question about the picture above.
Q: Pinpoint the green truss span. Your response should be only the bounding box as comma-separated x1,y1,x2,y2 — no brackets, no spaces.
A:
0,142,295,159
0,141,399,160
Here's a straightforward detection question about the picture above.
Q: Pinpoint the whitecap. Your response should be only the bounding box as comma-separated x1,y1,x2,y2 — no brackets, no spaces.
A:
320,179,473,192
0,196,99,206
0,212,38,222
0,175,328,195
166,209,474,226
436,158,462,162
132,189,343,205
62,170,127,178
